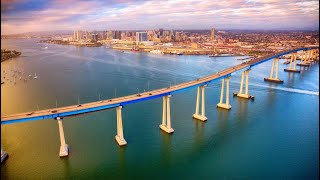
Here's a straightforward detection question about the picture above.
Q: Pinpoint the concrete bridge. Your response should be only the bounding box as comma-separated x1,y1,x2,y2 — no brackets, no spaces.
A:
1,47,319,162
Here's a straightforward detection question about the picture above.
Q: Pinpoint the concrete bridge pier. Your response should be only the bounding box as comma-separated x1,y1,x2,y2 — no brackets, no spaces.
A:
297,51,310,67
115,106,127,146
284,52,300,73
160,95,174,133
233,70,254,100
56,117,69,157
309,50,315,63
217,77,232,110
313,49,318,61
264,58,283,83
192,85,208,121
306,50,312,64
1,145,8,163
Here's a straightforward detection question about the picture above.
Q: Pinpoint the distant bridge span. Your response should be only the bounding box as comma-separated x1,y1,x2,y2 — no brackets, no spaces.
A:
1,47,318,125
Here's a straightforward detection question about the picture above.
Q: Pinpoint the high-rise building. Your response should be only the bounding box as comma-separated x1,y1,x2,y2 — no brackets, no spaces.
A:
107,31,113,39
101,31,106,40
211,28,215,41
159,28,164,37
114,31,121,40
91,33,97,42
76,31,82,41
73,31,77,41
136,32,148,42
85,31,90,41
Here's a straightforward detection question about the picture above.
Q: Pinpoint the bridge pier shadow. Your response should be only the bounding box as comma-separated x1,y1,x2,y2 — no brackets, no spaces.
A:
286,71,296,86
236,97,249,129
217,107,229,130
62,156,72,178
160,129,172,167
117,145,126,178
192,117,205,148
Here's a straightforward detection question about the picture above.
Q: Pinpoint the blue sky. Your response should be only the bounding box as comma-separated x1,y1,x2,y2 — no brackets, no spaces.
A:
1,0,319,34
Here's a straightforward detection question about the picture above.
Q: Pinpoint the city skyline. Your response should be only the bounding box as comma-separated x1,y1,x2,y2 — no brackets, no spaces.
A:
1,0,319,35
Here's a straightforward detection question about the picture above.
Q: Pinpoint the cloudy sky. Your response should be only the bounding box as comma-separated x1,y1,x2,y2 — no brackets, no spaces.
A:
1,0,319,35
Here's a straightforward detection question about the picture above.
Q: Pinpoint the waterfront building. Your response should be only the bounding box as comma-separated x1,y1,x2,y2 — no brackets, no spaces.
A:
91,33,97,42
114,31,121,40
136,32,148,43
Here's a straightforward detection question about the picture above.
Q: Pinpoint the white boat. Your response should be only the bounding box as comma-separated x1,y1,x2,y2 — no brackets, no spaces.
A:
42,46,48,49
34,73,38,79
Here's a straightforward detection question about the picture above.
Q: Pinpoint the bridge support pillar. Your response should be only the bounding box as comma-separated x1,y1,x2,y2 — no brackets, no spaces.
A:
160,95,174,133
264,58,283,83
233,70,254,100
115,106,127,146
297,51,310,67
56,117,69,157
313,49,318,61
284,52,300,73
192,85,207,121
1,145,8,163
309,50,314,63
217,77,232,110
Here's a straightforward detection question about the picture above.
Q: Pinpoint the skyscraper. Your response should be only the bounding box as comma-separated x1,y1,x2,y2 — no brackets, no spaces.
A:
136,32,148,42
211,28,215,41
91,33,97,42
73,31,77,41
159,28,164,37
114,31,121,40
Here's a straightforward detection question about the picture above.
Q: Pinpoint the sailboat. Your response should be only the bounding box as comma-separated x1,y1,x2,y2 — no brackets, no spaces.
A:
34,72,38,79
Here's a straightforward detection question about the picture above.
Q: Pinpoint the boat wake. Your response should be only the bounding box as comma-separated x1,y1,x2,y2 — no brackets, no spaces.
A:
248,83,319,96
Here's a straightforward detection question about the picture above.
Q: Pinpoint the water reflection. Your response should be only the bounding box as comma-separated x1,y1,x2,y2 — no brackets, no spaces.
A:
193,118,205,148
217,108,229,130
160,130,172,167
286,72,296,86
236,98,248,119
117,146,126,178
62,157,72,178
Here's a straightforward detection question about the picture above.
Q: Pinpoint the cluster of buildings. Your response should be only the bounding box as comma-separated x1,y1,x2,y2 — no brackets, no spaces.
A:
69,29,194,44
8,27,317,56
63,28,220,54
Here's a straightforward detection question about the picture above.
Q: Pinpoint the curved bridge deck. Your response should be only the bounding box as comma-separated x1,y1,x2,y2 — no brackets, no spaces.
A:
1,47,317,124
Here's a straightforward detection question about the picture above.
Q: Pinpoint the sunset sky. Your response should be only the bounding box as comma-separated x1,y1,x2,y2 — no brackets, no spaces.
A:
1,0,319,35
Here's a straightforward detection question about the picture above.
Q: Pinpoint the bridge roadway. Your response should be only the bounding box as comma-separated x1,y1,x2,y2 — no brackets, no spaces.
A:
1,47,317,124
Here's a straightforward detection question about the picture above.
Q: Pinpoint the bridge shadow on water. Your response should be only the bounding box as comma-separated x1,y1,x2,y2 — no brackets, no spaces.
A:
116,145,126,179
62,156,72,178
160,129,172,168
286,71,296,86
193,118,205,149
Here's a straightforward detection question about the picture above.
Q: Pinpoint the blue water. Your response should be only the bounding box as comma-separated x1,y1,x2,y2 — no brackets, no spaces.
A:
1,39,319,179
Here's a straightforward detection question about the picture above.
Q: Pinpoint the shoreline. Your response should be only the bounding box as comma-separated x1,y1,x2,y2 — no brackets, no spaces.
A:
1,49,22,62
